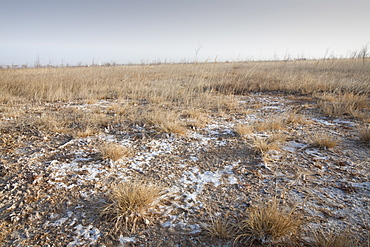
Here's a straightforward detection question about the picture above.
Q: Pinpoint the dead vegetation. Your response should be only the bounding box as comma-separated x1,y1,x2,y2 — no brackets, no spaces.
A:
99,181,166,233
235,199,302,246
308,132,341,149
0,58,369,246
358,124,370,145
100,142,132,161
305,228,360,247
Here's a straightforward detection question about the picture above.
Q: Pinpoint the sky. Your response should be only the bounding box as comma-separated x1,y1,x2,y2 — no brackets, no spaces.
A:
1,0,370,66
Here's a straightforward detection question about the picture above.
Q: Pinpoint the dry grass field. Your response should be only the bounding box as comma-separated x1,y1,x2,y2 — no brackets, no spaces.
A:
0,58,369,246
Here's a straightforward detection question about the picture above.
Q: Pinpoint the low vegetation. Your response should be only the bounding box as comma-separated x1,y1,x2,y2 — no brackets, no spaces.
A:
305,229,360,247
358,124,370,145
100,142,132,161
309,132,341,149
0,57,369,245
235,199,302,246
100,181,166,233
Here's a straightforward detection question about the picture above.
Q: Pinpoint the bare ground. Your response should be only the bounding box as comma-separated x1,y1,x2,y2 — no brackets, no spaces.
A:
1,93,369,246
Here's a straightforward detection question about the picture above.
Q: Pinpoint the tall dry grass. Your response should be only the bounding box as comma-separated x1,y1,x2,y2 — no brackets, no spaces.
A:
1,59,369,109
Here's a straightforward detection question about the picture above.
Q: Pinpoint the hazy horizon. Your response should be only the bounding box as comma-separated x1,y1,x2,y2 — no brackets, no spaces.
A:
1,0,370,66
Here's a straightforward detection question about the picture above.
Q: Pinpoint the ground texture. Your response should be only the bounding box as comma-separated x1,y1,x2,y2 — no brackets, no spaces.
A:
1,93,369,246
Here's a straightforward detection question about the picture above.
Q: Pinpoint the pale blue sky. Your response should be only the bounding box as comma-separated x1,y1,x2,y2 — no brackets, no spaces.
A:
1,0,369,66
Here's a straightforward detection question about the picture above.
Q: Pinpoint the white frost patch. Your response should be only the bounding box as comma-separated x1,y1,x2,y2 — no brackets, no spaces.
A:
127,139,177,172
119,236,136,244
351,182,370,191
332,119,356,126
189,132,214,145
312,118,333,126
47,160,106,188
228,176,238,184
189,156,199,162
68,224,101,247
304,148,330,160
180,163,239,195
181,167,222,190
50,217,69,227
283,141,307,152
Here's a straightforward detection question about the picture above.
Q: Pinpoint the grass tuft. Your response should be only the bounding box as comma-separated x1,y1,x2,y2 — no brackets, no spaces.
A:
248,133,286,154
100,143,132,161
100,181,166,233
145,108,187,136
254,117,286,132
317,92,368,118
309,132,340,149
358,124,370,145
235,199,302,246
203,215,237,240
235,124,254,136
305,228,359,247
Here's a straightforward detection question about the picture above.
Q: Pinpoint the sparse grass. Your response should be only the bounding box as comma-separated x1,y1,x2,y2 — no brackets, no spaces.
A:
1,58,369,245
248,133,286,154
317,92,369,118
309,132,340,149
358,124,370,145
283,110,310,125
203,214,237,240
235,199,302,246
254,117,286,132
305,228,360,247
182,108,210,129
100,181,166,233
235,124,254,136
100,142,132,161
74,127,100,138
144,108,187,135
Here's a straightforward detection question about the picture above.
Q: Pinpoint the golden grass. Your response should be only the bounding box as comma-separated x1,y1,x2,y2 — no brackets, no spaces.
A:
309,132,341,149
358,124,370,145
248,133,286,154
317,92,369,118
283,110,310,125
100,143,132,161
181,108,210,129
235,124,254,136
1,59,369,107
254,117,286,132
305,229,360,247
203,215,237,240
235,199,302,246
74,127,100,138
144,108,187,135
100,181,165,233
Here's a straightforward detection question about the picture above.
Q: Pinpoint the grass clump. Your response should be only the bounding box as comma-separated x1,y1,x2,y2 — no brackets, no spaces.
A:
283,110,310,125
235,124,254,136
144,108,187,136
309,132,340,149
235,199,302,246
358,124,370,145
317,92,368,118
100,181,166,233
254,117,286,132
100,143,132,161
248,134,286,154
305,228,359,247
203,217,236,240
